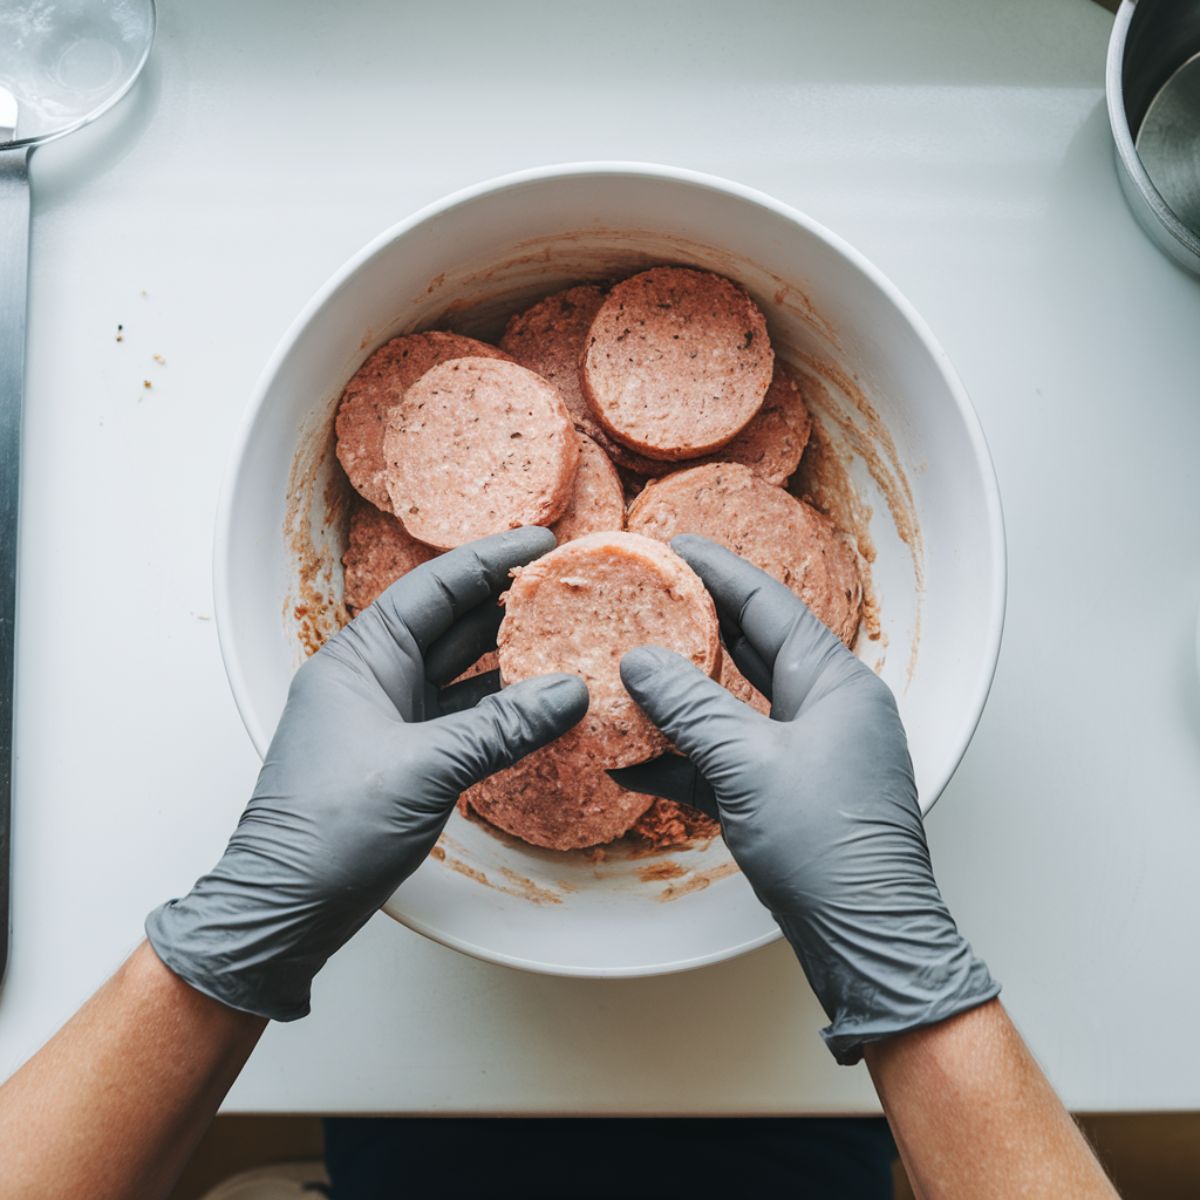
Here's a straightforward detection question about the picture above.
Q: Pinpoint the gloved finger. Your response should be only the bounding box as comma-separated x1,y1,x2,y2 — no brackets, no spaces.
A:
437,668,501,715
670,534,822,672
424,602,503,686
721,624,773,699
672,534,855,706
424,673,589,795
378,527,555,654
620,645,761,783
609,756,719,819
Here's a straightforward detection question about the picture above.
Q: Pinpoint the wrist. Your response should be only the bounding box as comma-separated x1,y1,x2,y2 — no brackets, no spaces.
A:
134,940,268,1035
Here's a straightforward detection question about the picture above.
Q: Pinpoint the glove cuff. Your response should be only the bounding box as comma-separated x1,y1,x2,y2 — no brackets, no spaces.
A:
777,907,1001,1066
144,864,321,1024
145,903,310,1022
819,957,1000,1066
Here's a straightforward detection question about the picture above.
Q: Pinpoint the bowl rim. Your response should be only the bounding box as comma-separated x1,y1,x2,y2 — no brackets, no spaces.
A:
213,161,1007,973
373,913,785,980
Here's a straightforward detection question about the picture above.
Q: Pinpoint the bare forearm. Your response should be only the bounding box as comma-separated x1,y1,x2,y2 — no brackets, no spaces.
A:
0,941,265,1200
864,999,1115,1200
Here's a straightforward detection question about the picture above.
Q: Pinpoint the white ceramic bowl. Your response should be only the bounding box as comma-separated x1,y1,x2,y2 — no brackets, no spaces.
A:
214,163,1005,978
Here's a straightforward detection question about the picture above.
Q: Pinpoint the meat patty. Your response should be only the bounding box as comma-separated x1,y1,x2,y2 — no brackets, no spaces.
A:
627,799,719,850
500,284,608,434
550,432,625,544
601,363,815,485
383,357,579,550
497,531,720,768
720,650,770,715
461,650,764,852
460,744,653,851
581,266,773,461
677,364,812,485
335,331,510,511
627,462,863,646
499,280,805,483
499,284,668,477
342,501,437,614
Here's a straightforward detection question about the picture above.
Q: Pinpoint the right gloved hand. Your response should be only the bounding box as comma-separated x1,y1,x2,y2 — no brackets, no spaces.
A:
613,534,999,1065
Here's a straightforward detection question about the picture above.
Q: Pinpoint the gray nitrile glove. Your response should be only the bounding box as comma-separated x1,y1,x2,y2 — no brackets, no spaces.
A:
613,534,998,1064
147,528,587,1021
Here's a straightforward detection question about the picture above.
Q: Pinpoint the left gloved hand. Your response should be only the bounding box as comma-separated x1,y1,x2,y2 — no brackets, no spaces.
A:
146,528,587,1021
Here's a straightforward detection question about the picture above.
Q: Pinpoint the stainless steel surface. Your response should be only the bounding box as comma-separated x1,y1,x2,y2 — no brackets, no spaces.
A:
0,146,31,986
1138,51,1200,231
0,1,155,984
1107,0,1200,274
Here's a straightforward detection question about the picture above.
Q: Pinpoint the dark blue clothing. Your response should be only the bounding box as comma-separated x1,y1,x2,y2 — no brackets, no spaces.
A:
324,1116,897,1198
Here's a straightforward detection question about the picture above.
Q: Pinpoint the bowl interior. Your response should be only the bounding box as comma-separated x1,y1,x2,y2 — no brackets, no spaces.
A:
216,167,1003,976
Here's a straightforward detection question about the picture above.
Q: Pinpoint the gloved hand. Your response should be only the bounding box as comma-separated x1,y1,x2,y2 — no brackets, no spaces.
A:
614,534,998,1064
147,528,587,1021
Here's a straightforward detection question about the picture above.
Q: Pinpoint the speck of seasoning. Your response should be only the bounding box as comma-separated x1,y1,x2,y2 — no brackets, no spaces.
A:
115,323,124,343
152,353,166,365
143,379,152,389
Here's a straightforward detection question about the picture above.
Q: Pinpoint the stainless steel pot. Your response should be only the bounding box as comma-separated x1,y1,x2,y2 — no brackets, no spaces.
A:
1107,0,1200,274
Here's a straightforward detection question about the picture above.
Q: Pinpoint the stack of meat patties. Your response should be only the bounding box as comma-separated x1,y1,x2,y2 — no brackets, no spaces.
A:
333,266,863,853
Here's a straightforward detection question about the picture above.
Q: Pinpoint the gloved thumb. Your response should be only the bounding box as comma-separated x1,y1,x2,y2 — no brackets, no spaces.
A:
427,673,589,794
621,646,762,783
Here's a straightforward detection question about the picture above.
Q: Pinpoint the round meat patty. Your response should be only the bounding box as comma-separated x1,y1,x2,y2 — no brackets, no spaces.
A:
679,364,812,486
581,266,774,461
500,284,608,433
550,433,625,544
497,531,720,768
602,363,815,485
627,462,863,646
720,650,770,715
461,744,653,851
335,331,510,511
342,501,437,614
383,357,579,550
500,283,669,477
463,650,762,851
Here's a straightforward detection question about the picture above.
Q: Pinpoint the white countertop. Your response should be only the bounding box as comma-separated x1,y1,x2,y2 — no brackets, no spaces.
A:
2,0,1198,1114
